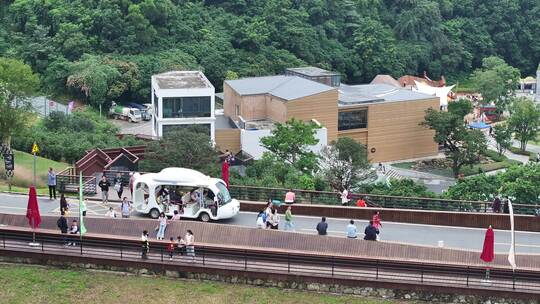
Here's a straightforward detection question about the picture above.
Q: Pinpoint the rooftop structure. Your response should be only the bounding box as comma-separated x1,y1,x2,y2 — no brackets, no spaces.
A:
285,67,341,87
370,75,401,87
152,71,213,90
225,76,334,101
339,84,435,107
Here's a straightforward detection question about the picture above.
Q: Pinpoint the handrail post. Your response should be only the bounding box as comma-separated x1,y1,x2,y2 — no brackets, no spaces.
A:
80,239,83,255
41,238,44,252
331,257,334,277
512,270,516,290
244,250,247,270
120,246,123,259
202,251,205,266
2,233,5,248
287,253,290,273
420,269,424,283
161,248,163,262
376,260,379,280
466,266,469,286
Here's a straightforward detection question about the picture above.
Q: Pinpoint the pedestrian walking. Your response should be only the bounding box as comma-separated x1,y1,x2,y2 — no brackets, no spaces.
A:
48,168,57,200
341,188,350,206
120,197,131,218
346,220,357,239
269,208,280,230
284,206,294,231
167,237,175,260
492,195,501,213
316,217,328,235
59,193,69,215
113,173,123,199
284,189,296,204
106,207,117,218
156,212,167,240
364,221,379,241
176,235,185,256
141,230,150,259
56,213,68,246
264,201,273,229
256,211,265,229
372,211,382,240
98,175,111,203
181,230,195,257
69,220,79,246
503,196,510,214
171,210,181,221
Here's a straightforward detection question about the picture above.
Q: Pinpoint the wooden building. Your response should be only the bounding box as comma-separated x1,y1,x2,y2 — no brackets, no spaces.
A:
217,69,439,162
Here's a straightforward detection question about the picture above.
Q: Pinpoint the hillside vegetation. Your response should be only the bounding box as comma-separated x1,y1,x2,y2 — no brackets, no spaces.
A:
0,0,538,107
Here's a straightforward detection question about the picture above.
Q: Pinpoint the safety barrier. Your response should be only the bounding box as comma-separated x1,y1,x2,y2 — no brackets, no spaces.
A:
0,227,539,297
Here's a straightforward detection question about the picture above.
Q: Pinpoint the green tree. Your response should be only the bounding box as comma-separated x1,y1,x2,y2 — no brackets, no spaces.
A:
0,58,39,148
320,137,373,191
507,98,540,152
66,55,120,108
422,99,487,177
140,127,219,174
492,122,513,156
260,118,319,173
472,56,520,113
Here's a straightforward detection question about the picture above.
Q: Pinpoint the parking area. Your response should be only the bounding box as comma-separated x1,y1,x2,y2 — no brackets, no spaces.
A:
111,118,153,136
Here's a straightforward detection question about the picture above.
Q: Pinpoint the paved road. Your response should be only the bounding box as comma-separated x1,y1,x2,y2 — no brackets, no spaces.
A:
1,192,539,254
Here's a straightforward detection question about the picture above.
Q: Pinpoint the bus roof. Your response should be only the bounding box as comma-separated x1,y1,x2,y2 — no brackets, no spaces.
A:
135,167,218,186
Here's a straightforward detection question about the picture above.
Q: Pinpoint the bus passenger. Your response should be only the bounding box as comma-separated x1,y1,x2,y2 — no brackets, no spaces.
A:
181,230,195,258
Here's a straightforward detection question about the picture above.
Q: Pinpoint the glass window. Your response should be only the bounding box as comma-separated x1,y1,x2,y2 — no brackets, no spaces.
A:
162,96,211,118
162,124,211,137
215,182,232,204
338,109,368,130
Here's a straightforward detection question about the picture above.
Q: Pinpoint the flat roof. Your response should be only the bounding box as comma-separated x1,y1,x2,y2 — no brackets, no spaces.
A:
153,71,213,90
225,75,335,101
215,115,237,129
286,66,340,77
339,84,435,107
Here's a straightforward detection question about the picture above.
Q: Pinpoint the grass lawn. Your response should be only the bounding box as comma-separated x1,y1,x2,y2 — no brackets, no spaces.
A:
0,150,69,188
0,264,395,304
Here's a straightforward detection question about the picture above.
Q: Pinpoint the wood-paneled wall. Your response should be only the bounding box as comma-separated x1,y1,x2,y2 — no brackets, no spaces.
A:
366,98,438,162
286,89,339,142
337,129,368,145
215,128,241,153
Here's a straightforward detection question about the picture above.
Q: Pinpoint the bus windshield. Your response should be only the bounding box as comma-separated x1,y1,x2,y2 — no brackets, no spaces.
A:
215,182,232,205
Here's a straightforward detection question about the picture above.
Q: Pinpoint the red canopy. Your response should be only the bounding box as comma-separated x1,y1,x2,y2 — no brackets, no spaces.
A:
26,186,41,229
480,226,495,263
221,160,230,188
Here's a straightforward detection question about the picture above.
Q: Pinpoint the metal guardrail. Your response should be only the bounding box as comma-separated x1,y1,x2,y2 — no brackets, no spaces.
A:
1,229,540,294
228,185,539,215
56,167,96,194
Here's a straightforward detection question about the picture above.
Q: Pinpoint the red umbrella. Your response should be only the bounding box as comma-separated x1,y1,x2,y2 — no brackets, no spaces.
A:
221,160,230,188
26,186,41,229
480,226,495,263
26,186,41,245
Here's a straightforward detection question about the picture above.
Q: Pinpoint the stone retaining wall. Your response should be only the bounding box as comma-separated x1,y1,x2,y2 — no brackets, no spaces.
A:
0,254,535,304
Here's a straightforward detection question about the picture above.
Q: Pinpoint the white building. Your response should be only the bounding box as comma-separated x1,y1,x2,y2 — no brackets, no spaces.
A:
151,71,215,140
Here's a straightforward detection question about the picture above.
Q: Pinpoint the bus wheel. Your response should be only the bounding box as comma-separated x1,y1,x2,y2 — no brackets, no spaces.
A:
149,208,160,219
199,212,210,222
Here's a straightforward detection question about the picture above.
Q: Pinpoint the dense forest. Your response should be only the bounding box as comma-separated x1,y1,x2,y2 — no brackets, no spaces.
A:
0,0,539,106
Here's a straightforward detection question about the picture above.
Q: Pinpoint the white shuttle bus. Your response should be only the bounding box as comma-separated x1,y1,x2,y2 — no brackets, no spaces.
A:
133,168,240,221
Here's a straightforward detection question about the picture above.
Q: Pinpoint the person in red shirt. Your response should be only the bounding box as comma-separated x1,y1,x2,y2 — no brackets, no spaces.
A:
356,198,366,207
167,237,175,260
